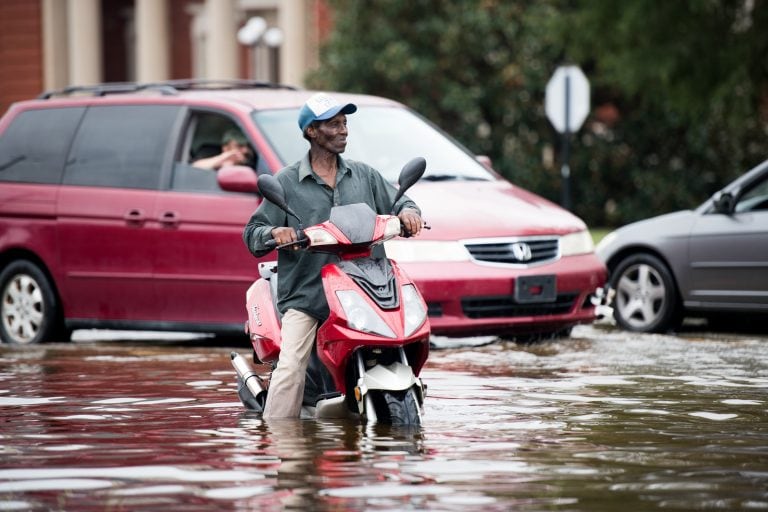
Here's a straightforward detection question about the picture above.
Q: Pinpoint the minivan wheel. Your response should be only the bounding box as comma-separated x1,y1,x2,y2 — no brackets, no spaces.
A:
0,261,64,344
610,253,681,333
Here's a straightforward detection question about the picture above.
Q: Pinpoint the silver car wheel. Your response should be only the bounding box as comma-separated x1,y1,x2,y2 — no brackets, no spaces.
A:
2,273,45,344
615,262,667,330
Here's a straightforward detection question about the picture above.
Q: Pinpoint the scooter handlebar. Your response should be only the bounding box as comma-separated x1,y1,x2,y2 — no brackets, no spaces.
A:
266,229,307,251
400,219,430,238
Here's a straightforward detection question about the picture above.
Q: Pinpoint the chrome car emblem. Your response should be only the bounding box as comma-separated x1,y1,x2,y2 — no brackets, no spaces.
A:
511,242,533,262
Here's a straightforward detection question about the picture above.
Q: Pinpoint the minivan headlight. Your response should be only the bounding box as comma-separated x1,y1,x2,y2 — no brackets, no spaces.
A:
384,240,470,262
560,230,594,256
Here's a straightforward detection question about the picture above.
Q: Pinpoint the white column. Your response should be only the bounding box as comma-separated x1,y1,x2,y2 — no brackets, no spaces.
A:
135,0,170,82
42,0,69,90
67,0,102,85
205,0,238,79
278,0,307,87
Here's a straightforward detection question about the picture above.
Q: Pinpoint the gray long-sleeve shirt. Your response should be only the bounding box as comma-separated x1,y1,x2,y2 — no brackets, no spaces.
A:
243,153,420,321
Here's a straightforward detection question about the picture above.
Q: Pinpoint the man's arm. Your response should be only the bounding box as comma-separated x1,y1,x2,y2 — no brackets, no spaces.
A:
193,149,248,170
243,200,287,258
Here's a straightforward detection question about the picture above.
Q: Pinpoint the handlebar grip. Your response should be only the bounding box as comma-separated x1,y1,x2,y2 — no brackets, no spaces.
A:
400,220,430,238
268,229,307,250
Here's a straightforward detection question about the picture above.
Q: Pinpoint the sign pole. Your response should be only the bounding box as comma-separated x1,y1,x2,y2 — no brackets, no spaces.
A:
561,75,572,211
545,65,589,213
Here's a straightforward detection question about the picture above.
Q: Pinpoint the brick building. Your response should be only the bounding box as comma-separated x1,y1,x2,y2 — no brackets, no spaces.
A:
0,0,332,114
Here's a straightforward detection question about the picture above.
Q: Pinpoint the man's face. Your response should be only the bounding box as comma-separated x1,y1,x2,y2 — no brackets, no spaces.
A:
310,113,349,154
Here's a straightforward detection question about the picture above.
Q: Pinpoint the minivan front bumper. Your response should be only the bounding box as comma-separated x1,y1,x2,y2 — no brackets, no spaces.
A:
396,253,607,337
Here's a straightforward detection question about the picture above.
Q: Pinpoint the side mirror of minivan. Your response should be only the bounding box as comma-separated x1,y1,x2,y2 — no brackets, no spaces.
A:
217,165,259,193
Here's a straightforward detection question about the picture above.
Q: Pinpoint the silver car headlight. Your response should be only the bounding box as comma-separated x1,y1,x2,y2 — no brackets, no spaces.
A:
595,231,617,254
560,230,594,256
402,284,427,336
336,290,395,338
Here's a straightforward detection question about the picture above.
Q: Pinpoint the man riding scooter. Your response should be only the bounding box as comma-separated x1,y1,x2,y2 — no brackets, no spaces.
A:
242,93,424,419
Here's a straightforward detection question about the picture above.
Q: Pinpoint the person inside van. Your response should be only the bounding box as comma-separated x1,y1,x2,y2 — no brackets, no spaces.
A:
192,129,253,170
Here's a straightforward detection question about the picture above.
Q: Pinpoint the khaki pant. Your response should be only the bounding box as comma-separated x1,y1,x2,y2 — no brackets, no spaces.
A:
263,309,318,419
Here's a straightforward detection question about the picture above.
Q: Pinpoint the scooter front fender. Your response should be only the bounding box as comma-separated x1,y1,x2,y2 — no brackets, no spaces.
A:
356,362,424,415
362,361,418,391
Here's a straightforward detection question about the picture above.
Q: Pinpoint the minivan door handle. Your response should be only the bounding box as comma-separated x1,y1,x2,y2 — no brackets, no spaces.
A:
123,209,146,225
159,211,180,228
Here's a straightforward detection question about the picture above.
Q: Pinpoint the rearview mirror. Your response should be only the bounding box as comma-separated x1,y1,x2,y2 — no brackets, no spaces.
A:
712,190,735,214
257,174,301,221
392,157,426,212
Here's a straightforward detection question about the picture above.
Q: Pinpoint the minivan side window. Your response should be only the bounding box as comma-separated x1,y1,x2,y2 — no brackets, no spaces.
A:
170,111,261,194
63,105,180,189
0,107,85,184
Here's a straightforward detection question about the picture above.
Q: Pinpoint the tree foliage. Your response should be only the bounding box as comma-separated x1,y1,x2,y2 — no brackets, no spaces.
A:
308,0,768,226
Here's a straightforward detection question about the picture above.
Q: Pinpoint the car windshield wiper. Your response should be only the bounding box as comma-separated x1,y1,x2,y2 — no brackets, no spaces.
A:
0,155,25,172
421,173,488,182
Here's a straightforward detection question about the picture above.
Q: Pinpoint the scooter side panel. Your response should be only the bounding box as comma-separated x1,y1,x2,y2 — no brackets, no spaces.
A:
245,279,282,363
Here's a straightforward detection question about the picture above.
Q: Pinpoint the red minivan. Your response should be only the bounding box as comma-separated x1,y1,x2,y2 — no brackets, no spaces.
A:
0,81,606,344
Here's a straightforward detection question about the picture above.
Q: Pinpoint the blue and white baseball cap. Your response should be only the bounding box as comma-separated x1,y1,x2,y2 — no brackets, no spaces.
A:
298,93,357,132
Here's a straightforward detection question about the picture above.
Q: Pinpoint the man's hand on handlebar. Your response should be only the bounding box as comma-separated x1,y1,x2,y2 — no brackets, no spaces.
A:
269,227,303,250
398,208,426,237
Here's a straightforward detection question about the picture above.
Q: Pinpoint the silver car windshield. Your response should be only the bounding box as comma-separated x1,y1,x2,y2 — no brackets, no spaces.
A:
252,106,493,182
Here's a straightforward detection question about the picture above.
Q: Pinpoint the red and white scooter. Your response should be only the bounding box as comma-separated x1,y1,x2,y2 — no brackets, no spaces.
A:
231,158,430,425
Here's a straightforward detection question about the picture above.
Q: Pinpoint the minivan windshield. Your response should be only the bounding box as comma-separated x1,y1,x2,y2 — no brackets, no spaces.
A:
253,106,493,182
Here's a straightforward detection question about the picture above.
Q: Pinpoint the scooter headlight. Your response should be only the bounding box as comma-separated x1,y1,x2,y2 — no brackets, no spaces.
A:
304,227,338,246
402,284,427,336
383,216,401,240
336,290,395,338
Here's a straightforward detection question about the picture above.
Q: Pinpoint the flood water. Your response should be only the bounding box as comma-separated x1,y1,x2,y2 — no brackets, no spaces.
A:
1,324,767,511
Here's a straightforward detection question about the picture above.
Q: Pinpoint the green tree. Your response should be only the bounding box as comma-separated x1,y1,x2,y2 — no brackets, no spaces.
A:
310,0,768,226
560,0,768,224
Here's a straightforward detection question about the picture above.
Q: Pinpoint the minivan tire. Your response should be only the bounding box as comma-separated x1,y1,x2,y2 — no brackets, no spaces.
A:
0,260,66,345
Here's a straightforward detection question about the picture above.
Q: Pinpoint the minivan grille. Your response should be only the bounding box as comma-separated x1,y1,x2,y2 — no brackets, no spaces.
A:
464,238,559,265
462,293,577,319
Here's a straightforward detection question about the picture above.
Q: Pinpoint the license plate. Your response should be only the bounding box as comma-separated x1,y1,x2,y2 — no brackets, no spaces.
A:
515,275,556,303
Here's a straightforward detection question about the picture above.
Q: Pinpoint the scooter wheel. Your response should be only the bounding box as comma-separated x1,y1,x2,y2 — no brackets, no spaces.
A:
368,389,421,426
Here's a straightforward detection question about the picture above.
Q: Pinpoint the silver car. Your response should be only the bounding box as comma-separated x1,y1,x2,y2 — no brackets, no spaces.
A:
596,160,768,332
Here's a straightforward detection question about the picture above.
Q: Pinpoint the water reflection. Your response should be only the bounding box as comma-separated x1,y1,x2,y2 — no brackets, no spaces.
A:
0,326,767,510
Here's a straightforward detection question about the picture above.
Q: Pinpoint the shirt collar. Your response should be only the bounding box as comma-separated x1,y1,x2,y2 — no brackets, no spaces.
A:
298,153,352,182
